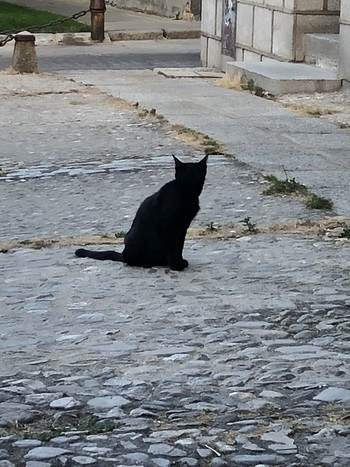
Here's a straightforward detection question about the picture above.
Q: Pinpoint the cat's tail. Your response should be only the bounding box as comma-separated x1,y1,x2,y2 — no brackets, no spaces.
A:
75,248,124,262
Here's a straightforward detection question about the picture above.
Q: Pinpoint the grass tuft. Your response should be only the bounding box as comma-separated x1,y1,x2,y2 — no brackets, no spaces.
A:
263,174,308,196
263,173,333,211
339,226,350,239
305,194,333,210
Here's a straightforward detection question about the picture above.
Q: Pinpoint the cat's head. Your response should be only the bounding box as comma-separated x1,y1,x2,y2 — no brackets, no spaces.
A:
173,155,208,192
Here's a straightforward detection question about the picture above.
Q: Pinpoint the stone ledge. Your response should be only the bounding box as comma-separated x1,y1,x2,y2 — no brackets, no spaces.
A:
226,61,341,95
154,67,224,78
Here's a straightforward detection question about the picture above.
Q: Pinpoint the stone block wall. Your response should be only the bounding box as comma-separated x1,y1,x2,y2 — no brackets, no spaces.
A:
338,1,350,82
201,0,223,68
235,0,340,62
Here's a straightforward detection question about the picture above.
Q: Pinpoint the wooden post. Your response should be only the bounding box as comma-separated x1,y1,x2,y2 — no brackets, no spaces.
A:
90,0,106,42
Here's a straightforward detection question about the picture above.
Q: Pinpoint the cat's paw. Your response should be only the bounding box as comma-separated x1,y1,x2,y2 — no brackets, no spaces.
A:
169,259,188,271
170,264,185,271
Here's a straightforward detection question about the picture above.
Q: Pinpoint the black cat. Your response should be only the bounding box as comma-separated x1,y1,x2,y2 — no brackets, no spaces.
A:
75,155,208,271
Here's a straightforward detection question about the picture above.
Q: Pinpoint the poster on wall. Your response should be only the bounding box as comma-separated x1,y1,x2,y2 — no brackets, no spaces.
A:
222,0,237,58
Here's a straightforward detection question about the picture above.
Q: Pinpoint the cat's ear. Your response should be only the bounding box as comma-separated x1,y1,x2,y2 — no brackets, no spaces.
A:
173,155,183,168
199,155,208,166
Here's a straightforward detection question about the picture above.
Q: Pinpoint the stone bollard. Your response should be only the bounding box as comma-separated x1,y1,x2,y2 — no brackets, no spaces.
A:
12,32,38,73
90,0,106,42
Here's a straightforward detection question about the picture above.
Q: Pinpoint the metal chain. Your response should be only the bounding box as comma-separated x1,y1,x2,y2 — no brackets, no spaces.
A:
105,0,119,8
0,34,15,47
0,8,91,47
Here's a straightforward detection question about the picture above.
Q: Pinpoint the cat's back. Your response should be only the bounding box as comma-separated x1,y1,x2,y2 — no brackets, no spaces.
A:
130,156,207,224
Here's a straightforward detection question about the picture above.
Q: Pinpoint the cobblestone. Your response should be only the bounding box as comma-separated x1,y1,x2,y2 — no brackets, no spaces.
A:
1,233,350,464
1,52,350,465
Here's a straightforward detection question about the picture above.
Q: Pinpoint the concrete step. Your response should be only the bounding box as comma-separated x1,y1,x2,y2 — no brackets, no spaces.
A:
305,33,339,70
226,61,341,95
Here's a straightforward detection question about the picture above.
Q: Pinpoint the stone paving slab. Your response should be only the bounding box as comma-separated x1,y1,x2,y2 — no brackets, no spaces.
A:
226,61,341,95
154,68,225,79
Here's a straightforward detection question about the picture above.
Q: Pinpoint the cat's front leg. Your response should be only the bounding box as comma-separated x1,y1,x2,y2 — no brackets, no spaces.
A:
177,231,189,268
167,232,189,270
167,251,189,271
181,259,189,268
167,250,187,271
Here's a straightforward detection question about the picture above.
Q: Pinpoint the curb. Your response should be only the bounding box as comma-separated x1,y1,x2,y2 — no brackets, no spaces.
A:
108,30,164,41
2,30,201,46
109,29,200,41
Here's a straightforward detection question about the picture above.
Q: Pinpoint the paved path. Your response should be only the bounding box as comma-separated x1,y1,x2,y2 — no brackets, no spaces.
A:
1,42,350,466
60,66,350,217
0,39,201,71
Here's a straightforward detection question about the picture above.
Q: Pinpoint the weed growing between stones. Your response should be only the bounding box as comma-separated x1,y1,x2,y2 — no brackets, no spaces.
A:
240,217,258,233
281,103,339,118
263,175,308,196
306,194,333,210
241,79,264,97
216,75,274,99
137,107,164,120
340,227,350,238
336,222,350,239
136,106,224,151
201,135,223,155
171,124,225,155
241,79,273,99
263,174,333,211
206,222,219,231
5,217,350,253
104,96,225,154
9,414,118,442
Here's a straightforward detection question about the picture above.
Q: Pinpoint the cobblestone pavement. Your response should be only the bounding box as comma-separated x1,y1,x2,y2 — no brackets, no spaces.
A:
1,71,350,466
